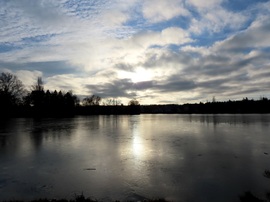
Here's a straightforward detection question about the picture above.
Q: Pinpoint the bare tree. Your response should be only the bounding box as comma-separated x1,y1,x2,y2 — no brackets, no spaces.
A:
32,77,44,91
0,72,25,105
103,98,122,106
82,95,102,106
128,98,140,106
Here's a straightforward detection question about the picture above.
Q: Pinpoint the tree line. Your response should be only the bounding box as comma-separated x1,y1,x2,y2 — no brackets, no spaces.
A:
141,97,270,114
0,72,140,117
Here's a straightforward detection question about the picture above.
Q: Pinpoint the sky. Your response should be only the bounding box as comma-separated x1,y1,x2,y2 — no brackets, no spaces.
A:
1,0,270,105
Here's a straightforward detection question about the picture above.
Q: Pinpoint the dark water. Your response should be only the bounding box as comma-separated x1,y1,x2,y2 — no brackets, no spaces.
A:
0,114,270,202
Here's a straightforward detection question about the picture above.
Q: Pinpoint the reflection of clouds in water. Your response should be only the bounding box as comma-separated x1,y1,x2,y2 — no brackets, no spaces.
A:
1,115,270,201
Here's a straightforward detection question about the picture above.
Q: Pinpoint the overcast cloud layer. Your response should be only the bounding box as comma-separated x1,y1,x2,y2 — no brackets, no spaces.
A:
1,0,270,104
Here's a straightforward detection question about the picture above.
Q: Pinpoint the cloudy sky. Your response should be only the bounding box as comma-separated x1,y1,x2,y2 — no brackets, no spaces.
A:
1,0,270,104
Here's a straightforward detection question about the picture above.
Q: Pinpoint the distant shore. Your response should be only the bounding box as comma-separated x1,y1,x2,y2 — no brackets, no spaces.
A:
1,97,270,118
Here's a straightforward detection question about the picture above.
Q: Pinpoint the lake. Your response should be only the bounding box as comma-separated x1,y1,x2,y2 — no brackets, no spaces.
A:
0,114,270,202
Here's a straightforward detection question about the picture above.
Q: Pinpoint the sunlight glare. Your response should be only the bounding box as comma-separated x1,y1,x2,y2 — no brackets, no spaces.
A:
118,67,153,83
130,117,144,158
133,135,144,157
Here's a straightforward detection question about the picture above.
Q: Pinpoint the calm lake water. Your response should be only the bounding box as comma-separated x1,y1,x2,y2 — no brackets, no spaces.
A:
0,114,270,202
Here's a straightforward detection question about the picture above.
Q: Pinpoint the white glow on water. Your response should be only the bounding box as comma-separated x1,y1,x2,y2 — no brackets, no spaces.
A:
132,135,144,157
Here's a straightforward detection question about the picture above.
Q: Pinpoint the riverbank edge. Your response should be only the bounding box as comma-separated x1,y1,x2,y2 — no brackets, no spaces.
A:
2,98,270,118
2,194,169,202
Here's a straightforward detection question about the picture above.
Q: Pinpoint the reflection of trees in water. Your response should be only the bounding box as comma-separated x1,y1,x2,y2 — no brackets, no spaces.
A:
0,135,8,147
0,119,23,148
103,115,121,126
0,119,11,147
79,116,100,131
30,118,76,149
99,115,123,136
185,114,270,126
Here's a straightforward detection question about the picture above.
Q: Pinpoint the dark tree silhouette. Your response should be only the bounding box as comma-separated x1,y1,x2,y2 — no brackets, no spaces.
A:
64,91,79,108
25,89,79,116
128,98,140,106
27,77,46,108
0,72,25,107
32,77,44,91
21,76,80,117
82,95,101,106
128,98,140,114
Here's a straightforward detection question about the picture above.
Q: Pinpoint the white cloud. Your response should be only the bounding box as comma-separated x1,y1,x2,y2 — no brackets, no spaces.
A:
100,10,129,26
9,0,67,26
142,0,189,23
188,0,222,9
181,45,210,56
131,27,192,48
188,0,247,34
15,70,43,90
0,69,43,90
45,74,89,95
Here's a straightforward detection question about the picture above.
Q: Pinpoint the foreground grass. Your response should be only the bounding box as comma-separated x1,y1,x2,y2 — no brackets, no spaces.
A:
239,169,270,202
3,194,169,202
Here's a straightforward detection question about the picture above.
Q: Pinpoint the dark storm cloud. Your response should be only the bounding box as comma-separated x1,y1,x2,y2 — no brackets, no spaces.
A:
142,51,194,68
153,75,196,92
203,54,230,63
227,88,265,96
198,78,232,89
198,61,250,76
199,64,236,76
180,49,270,91
182,54,252,77
85,79,157,98
114,63,135,72
220,77,270,98
196,73,253,96
86,79,136,98
84,69,257,100
85,76,197,99
133,81,154,90
253,70,270,79
199,86,233,96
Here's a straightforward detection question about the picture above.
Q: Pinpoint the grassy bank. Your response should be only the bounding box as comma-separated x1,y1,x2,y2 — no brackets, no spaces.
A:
3,194,169,202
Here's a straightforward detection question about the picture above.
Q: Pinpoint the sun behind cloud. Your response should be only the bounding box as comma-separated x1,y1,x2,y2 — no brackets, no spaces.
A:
118,67,153,83
1,0,270,104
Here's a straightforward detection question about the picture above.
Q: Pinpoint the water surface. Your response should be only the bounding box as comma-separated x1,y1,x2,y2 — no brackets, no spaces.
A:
0,114,270,202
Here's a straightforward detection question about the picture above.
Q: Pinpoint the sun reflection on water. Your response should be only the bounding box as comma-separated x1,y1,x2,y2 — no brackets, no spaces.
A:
132,134,144,157
130,117,145,158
